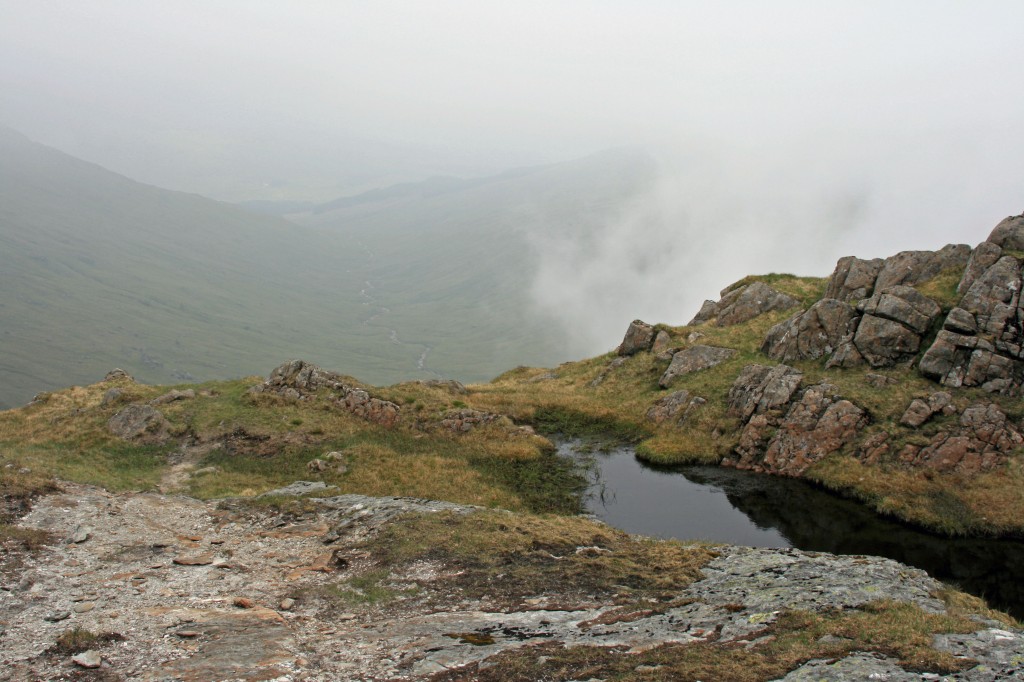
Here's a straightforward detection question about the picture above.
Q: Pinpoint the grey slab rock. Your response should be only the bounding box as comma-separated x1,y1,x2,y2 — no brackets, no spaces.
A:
875,244,972,292
72,650,102,668
762,299,859,363
646,390,706,424
687,299,718,325
853,314,925,367
856,285,942,335
959,240,1003,294
618,319,656,356
826,256,885,302
986,213,1024,250
107,404,170,442
659,345,736,388
777,652,921,681
728,364,804,420
714,281,799,326
258,481,337,497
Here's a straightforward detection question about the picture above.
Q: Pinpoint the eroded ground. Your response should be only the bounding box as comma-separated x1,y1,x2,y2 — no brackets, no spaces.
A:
1,483,1022,681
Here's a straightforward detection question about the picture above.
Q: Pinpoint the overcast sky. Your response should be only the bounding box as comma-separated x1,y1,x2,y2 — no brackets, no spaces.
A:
2,1,1023,266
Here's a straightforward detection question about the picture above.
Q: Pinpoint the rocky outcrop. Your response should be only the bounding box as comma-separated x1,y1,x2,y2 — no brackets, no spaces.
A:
825,256,884,302
824,244,970,303
250,360,400,427
986,213,1024,250
898,403,1024,474
689,281,798,327
899,391,954,428
728,366,867,476
617,319,656,356
874,244,972,291
103,368,134,382
440,409,502,432
107,404,171,443
761,299,858,363
919,253,1024,393
659,345,736,388
646,390,706,424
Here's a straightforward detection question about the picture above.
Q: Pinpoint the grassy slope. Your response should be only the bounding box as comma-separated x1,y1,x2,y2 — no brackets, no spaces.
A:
0,132,653,408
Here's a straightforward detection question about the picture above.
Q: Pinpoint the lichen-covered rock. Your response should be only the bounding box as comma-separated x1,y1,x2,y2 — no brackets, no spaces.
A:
874,243,972,291
852,314,924,367
107,404,171,442
715,281,799,327
959,240,1003,294
899,392,954,428
727,364,803,421
732,382,867,475
650,330,672,354
646,390,706,424
841,286,944,367
688,282,798,327
659,345,736,388
898,403,1024,474
856,285,941,336
825,256,884,302
762,299,858,363
250,360,400,426
919,253,1024,393
618,319,656,356
440,409,502,432
986,213,1024,250
687,300,718,326
104,368,134,382
150,388,196,405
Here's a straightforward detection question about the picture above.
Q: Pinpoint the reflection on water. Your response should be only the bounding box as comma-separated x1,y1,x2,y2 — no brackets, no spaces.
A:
559,441,1024,620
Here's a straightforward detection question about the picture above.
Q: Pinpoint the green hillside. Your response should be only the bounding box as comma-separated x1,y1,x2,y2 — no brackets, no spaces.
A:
0,130,654,408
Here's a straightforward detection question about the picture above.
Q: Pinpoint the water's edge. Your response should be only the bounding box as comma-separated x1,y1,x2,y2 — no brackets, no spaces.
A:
557,440,1024,620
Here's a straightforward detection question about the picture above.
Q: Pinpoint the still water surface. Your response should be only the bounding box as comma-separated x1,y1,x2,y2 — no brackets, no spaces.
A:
559,441,1024,619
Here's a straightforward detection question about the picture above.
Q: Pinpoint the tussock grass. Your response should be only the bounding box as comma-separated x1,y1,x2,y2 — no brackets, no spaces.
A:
360,510,717,601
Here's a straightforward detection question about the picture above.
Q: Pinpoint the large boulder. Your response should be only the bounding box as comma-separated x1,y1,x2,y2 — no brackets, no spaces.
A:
618,320,656,356
825,256,884,302
761,299,858,363
688,281,798,327
659,345,736,388
727,364,803,421
832,286,943,368
986,213,1024,250
646,390,706,424
958,240,1003,294
873,244,972,291
108,404,171,442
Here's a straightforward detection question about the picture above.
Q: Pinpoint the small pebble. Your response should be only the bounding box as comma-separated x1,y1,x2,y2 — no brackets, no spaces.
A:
279,598,296,611
71,650,102,669
233,597,255,609
44,611,70,622
73,602,95,613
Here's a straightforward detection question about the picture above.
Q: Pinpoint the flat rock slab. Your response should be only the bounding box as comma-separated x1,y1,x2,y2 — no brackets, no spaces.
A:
659,345,736,388
2,484,1021,680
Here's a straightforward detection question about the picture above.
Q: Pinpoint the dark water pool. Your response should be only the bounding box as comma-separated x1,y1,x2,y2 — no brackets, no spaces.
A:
558,441,1024,619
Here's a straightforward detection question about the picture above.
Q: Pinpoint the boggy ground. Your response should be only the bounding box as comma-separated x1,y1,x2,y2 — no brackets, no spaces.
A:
1,481,1022,681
